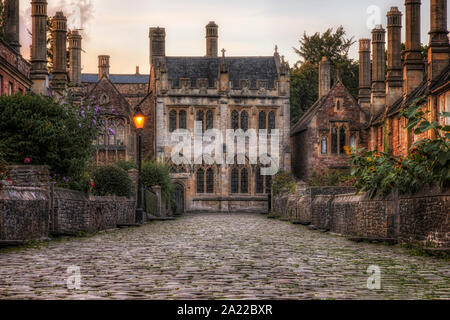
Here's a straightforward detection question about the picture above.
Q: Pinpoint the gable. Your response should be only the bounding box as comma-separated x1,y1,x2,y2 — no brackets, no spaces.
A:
87,76,132,117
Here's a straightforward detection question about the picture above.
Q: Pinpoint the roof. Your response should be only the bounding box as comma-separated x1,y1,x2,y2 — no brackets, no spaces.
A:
372,65,450,124
290,80,361,136
165,56,279,89
81,74,149,84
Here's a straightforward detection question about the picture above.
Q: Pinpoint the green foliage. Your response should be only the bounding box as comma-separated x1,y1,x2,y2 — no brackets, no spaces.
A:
307,169,355,187
290,26,359,125
350,98,450,198
91,165,134,197
0,149,7,187
141,160,174,207
272,171,296,196
0,92,103,190
115,160,137,172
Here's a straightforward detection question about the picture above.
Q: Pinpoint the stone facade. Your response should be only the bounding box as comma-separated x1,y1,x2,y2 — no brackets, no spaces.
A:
0,38,31,95
291,80,368,180
273,186,450,248
150,22,291,213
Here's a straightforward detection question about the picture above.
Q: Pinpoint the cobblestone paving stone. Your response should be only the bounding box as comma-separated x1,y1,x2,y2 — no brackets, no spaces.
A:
0,213,449,300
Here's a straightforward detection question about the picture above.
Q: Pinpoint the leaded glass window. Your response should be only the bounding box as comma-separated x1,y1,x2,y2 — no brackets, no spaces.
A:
331,126,338,154
206,110,213,130
256,167,264,194
231,168,239,194
259,111,266,130
268,111,275,132
240,111,249,131
340,126,346,154
169,110,177,132
321,136,328,155
197,169,204,194
241,168,248,194
231,110,239,130
206,168,214,193
179,110,187,129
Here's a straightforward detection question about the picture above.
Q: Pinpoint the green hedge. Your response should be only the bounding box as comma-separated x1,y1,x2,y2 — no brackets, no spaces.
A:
91,165,134,197
141,160,174,208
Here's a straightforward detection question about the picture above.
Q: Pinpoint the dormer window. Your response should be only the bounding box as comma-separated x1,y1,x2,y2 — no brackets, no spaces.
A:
100,94,109,104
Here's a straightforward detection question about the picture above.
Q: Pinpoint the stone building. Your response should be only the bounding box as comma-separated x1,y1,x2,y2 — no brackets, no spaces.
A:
0,0,32,95
290,58,368,179
150,22,291,214
291,0,449,181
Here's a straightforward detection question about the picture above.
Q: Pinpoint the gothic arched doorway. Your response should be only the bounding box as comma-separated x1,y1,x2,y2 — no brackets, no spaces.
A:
174,183,185,216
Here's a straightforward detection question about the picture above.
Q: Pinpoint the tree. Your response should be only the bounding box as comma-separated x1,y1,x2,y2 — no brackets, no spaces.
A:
290,26,359,125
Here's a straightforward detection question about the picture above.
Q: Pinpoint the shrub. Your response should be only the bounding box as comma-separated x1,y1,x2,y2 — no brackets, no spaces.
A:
307,169,355,187
115,160,137,172
141,160,174,207
91,165,134,197
350,98,450,198
0,92,103,190
272,171,296,196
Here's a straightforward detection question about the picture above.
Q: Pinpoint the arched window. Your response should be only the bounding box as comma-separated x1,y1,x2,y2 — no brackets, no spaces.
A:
206,168,214,193
240,111,249,131
179,110,187,129
116,122,125,145
268,111,275,132
241,168,248,194
169,110,177,132
259,111,267,130
98,134,105,145
321,136,328,155
197,168,204,194
256,167,264,194
231,168,239,194
206,110,213,130
231,110,239,130
196,110,204,131
331,126,338,154
350,135,357,149
340,126,347,154
336,100,341,111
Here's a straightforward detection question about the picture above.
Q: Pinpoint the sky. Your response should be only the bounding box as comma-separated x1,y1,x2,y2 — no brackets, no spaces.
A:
18,0,449,75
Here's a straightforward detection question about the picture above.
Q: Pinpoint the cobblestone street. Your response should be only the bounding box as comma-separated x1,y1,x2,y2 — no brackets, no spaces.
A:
0,213,449,300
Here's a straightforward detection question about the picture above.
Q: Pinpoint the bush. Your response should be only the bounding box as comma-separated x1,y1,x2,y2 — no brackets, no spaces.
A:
350,98,450,198
0,92,103,190
141,160,174,207
307,169,354,187
115,160,137,171
272,171,296,196
91,165,134,197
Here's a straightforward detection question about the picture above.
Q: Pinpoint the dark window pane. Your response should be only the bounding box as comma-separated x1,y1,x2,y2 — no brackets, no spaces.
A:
240,111,249,131
169,110,177,132
241,168,248,194
179,110,187,129
266,175,272,194
268,111,275,132
259,111,266,130
331,127,338,154
206,110,213,130
231,168,239,194
256,167,264,194
340,126,346,154
231,110,239,130
197,169,204,193
206,168,214,193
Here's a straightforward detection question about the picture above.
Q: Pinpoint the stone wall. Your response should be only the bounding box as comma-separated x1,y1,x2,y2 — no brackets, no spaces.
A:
52,188,136,236
273,186,450,248
0,165,136,241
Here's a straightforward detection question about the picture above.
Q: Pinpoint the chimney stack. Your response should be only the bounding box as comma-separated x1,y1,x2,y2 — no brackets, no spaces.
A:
318,57,330,99
358,39,371,112
98,55,110,80
50,12,68,91
386,7,403,107
30,0,49,95
371,25,386,117
427,0,449,82
403,0,424,96
68,30,82,85
149,27,166,67
4,0,21,53
206,21,218,57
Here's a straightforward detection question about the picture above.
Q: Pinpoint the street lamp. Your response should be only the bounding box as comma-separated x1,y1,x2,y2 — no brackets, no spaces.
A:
133,106,146,224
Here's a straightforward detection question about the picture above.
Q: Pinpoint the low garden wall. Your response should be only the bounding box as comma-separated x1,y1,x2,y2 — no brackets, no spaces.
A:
0,165,137,242
273,184,450,248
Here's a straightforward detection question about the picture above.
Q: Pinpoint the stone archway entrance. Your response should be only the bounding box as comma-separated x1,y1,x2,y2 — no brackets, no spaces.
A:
174,183,185,216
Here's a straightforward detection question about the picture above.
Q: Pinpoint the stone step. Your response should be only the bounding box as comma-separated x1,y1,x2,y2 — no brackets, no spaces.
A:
347,237,398,245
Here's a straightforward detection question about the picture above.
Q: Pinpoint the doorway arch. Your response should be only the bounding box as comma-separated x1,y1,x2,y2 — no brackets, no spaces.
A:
174,183,185,216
